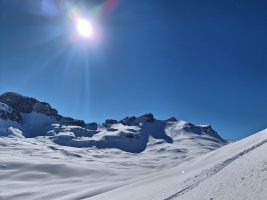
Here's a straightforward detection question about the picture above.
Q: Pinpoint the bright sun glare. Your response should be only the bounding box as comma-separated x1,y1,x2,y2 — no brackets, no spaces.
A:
76,18,93,38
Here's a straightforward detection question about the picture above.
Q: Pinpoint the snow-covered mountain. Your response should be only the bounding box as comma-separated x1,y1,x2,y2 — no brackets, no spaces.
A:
4,92,266,200
0,92,226,154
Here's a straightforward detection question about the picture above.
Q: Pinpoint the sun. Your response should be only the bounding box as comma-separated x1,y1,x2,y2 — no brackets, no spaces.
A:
76,18,93,38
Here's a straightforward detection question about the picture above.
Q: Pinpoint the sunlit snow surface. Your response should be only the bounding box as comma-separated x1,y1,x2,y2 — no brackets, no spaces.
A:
0,113,226,200
90,129,267,200
1,114,266,200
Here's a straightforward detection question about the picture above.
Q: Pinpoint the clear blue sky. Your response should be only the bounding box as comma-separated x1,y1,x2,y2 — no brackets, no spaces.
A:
0,0,266,140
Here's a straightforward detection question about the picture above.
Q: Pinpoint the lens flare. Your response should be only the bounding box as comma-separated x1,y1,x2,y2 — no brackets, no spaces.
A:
76,18,93,38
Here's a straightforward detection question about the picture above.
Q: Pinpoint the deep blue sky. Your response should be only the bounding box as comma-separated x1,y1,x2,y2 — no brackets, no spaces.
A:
0,0,266,140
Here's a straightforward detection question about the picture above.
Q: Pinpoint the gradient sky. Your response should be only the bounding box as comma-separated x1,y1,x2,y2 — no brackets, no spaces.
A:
0,0,266,140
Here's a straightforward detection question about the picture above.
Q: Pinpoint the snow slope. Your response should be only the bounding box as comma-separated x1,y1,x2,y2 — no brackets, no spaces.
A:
0,119,226,200
1,127,266,200
89,129,267,200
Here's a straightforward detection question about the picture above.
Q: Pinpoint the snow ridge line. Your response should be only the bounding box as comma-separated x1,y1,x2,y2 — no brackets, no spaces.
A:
164,138,267,200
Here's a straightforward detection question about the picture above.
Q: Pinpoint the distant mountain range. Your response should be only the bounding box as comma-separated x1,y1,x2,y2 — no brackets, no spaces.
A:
0,92,226,153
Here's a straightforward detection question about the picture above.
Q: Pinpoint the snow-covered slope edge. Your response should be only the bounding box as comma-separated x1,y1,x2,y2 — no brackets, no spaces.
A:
89,128,267,200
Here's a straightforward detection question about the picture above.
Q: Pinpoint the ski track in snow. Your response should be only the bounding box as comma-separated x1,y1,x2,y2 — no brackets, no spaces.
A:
164,138,267,200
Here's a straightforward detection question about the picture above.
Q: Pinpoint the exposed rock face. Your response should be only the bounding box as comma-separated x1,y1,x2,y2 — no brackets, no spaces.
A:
104,119,118,126
86,122,98,130
120,116,137,125
60,117,85,127
33,102,58,117
0,92,58,117
0,102,22,123
0,92,85,126
166,117,177,122
119,114,154,125
143,113,154,122
0,92,38,113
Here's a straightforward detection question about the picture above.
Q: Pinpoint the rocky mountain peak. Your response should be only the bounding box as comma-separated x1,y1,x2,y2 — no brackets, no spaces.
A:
0,92,58,116
0,92,85,127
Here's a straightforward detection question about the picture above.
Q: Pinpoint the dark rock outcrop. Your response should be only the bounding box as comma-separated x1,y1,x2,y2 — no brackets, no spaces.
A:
0,92,85,127
119,116,136,125
86,122,98,130
60,117,85,127
166,117,177,122
0,92,58,117
104,119,118,126
0,92,38,113
143,113,154,122
33,102,58,117
0,102,22,123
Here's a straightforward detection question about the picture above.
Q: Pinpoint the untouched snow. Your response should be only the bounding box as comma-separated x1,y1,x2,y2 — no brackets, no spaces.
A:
89,129,267,200
0,113,227,200
0,128,266,200
0,136,217,200
1,104,266,200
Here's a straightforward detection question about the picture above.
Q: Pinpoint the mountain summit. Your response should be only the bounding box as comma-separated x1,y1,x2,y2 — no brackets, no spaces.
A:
0,92,85,126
